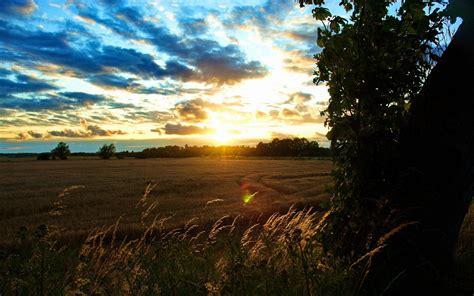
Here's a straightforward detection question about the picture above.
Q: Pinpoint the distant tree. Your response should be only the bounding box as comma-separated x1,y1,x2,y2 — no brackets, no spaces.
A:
51,142,70,160
36,152,50,160
97,144,116,159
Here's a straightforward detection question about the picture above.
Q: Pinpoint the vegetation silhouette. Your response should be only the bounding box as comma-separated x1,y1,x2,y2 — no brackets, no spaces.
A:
36,153,50,161
50,142,70,160
133,138,330,159
300,0,474,294
97,143,116,159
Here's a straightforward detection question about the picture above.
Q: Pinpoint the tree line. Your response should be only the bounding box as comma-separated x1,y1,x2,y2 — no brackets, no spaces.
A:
31,138,330,160
132,138,330,158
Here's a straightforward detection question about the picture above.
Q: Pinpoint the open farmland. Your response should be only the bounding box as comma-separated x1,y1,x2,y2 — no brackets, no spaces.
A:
0,158,333,245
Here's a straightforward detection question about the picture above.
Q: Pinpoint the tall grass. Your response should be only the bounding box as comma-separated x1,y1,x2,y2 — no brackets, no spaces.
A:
0,184,355,295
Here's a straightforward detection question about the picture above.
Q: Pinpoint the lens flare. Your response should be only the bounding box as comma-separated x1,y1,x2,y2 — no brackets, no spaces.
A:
242,191,258,204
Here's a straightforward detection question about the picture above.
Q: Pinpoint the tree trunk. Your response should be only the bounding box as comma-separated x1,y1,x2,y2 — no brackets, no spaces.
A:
356,15,474,295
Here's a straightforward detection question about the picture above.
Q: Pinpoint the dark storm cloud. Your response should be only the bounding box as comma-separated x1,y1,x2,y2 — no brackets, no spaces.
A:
163,123,212,135
0,0,37,16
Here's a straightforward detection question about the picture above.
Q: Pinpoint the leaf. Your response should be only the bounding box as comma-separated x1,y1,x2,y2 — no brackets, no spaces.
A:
312,7,332,21
330,19,340,33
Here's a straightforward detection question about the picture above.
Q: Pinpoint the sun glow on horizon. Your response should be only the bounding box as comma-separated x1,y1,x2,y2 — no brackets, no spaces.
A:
0,0,334,153
209,116,237,144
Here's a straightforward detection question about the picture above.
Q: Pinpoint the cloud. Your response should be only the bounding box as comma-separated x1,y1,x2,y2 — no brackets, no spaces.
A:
174,99,209,122
15,130,47,140
150,128,162,134
226,0,294,29
287,92,313,103
281,108,300,118
87,74,140,89
186,42,268,84
27,130,43,138
15,133,28,140
0,70,57,94
123,110,173,124
283,49,316,74
80,119,126,136
271,132,297,139
107,5,268,84
163,123,212,135
0,95,70,111
12,119,127,140
178,17,208,35
48,129,88,138
47,123,126,138
1,3,268,87
86,124,125,136
0,0,37,16
0,20,192,81
60,92,107,105
314,132,328,142
285,92,314,112
0,92,107,111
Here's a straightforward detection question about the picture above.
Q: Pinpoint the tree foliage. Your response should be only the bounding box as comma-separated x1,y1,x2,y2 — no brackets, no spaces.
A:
97,144,116,159
300,0,451,258
51,142,70,160
134,138,330,159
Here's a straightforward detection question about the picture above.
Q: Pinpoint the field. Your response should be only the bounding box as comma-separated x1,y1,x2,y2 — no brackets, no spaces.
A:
0,157,333,246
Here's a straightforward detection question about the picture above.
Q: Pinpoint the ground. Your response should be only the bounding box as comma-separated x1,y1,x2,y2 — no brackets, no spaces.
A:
0,157,333,246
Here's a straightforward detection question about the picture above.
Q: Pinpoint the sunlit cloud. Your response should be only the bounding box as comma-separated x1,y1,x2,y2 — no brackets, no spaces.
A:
0,0,331,151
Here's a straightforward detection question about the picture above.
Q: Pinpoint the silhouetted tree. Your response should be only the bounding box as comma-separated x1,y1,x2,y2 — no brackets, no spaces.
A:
132,139,328,159
97,144,116,159
51,142,70,160
301,0,473,293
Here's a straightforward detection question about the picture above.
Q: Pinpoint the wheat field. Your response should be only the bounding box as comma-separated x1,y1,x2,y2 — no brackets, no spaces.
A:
0,158,333,246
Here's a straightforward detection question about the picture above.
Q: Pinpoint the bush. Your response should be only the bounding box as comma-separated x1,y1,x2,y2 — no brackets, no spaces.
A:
37,153,50,160
97,144,116,159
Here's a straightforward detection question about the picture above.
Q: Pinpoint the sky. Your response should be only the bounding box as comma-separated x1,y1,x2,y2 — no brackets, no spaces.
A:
0,0,338,152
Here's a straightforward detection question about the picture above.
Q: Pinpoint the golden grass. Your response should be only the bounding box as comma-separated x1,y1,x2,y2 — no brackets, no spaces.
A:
0,158,333,246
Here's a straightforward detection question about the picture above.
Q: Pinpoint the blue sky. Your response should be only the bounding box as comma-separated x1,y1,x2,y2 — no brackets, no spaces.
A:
0,0,336,152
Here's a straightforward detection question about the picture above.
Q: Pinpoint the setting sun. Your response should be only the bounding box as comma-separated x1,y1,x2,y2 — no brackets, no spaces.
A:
209,116,236,144
212,128,234,144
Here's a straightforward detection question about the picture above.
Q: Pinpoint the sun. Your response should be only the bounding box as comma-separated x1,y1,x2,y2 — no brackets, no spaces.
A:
212,126,234,144
208,115,236,144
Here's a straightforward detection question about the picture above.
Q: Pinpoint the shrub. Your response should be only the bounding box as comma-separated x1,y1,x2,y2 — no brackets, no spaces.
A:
37,153,50,160
97,144,116,159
